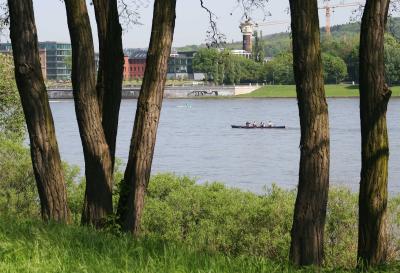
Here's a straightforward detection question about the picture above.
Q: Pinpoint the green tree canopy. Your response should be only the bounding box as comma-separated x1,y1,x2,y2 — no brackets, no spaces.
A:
193,48,264,84
263,52,294,85
322,53,348,84
384,34,400,85
192,48,220,82
0,54,25,140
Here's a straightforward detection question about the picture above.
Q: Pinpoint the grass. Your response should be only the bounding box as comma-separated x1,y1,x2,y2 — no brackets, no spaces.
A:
0,216,399,273
238,85,400,98
0,216,307,273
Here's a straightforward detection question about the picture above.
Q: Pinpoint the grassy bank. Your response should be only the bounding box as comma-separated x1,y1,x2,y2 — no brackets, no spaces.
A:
0,216,293,273
1,174,400,272
0,218,397,273
238,84,400,98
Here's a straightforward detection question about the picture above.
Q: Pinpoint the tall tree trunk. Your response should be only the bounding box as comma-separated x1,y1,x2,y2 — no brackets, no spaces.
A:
117,0,176,235
288,0,330,266
358,0,391,267
92,0,124,171
64,0,113,227
7,0,69,222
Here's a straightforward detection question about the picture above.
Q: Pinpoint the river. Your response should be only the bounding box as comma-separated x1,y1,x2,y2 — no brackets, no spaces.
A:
50,98,400,193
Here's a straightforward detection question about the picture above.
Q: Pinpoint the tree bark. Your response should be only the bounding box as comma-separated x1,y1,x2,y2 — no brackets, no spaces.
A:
358,0,391,267
288,0,330,266
92,0,124,171
8,0,70,222
117,0,176,235
64,0,113,227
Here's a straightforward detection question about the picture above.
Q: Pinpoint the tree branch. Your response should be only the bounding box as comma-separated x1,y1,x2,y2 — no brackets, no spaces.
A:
117,0,148,30
199,0,226,47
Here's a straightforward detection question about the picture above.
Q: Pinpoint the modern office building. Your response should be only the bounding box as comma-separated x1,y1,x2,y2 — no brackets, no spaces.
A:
39,42,72,80
167,50,195,80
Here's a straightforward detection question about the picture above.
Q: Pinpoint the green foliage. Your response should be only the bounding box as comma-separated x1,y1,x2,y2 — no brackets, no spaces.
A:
193,48,263,84
235,56,264,83
142,175,295,261
0,216,372,273
1,174,399,271
322,53,348,84
190,18,400,84
263,33,292,57
263,53,294,85
63,162,84,224
253,31,265,62
385,34,400,85
324,188,358,268
63,55,72,70
0,54,25,140
263,52,347,85
0,137,85,223
141,174,400,268
192,48,220,82
0,136,37,218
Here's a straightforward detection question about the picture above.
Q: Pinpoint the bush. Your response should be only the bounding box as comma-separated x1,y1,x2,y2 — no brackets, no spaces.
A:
142,175,295,261
0,54,25,140
0,136,37,218
0,137,84,222
140,174,400,268
0,157,399,269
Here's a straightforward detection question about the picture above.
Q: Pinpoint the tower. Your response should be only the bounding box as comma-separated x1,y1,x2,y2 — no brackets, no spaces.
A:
239,20,254,52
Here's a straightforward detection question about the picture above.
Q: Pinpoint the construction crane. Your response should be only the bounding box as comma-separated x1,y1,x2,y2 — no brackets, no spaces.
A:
318,1,363,36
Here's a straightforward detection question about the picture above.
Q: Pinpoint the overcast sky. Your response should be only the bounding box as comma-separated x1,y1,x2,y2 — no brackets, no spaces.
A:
2,0,369,50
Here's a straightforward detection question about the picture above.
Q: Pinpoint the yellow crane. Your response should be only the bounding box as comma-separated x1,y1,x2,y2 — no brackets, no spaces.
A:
318,1,363,36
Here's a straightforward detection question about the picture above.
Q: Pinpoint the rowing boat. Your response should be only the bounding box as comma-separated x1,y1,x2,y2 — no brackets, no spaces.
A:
231,125,286,129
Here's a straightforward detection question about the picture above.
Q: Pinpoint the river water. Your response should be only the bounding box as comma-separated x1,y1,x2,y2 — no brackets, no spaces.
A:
50,98,400,193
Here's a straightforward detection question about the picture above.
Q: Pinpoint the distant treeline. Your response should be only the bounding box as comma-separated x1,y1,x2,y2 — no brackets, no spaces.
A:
189,18,400,85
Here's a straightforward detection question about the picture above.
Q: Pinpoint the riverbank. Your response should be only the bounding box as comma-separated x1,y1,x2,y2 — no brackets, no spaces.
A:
239,84,400,98
0,215,398,273
1,172,399,272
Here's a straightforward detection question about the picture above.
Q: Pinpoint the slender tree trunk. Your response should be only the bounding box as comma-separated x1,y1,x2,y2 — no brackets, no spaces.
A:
117,0,176,235
7,0,69,222
64,0,113,227
358,0,391,267
288,0,330,266
92,0,124,171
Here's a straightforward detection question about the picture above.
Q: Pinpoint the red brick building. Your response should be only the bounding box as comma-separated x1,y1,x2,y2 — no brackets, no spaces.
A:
123,51,147,81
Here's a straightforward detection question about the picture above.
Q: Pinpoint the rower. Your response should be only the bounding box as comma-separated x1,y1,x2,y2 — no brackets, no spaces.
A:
245,121,250,127
268,121,273,127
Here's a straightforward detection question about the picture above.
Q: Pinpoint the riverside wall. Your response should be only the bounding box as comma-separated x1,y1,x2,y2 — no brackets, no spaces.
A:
48,84,260,99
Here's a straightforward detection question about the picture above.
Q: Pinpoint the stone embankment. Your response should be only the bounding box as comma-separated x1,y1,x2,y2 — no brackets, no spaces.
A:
48,85,259,99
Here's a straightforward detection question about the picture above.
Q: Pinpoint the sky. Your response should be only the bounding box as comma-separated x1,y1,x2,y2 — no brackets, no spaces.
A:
2,0,368,50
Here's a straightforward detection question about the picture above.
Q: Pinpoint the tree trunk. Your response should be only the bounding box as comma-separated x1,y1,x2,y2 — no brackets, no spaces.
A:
8,0,69,222
92,0,124,171
64,0,113,227
288,0,330,266
358,0,391,267
117,0,176,235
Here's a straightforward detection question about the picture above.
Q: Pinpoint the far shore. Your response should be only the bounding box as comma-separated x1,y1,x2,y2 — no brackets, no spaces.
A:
237,84,400,98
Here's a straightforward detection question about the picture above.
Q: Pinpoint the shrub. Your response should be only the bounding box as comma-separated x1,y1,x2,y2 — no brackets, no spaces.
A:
0,136,37,218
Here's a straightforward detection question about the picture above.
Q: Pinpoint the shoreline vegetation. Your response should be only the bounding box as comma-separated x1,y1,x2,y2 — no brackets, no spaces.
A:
1,152,400,272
